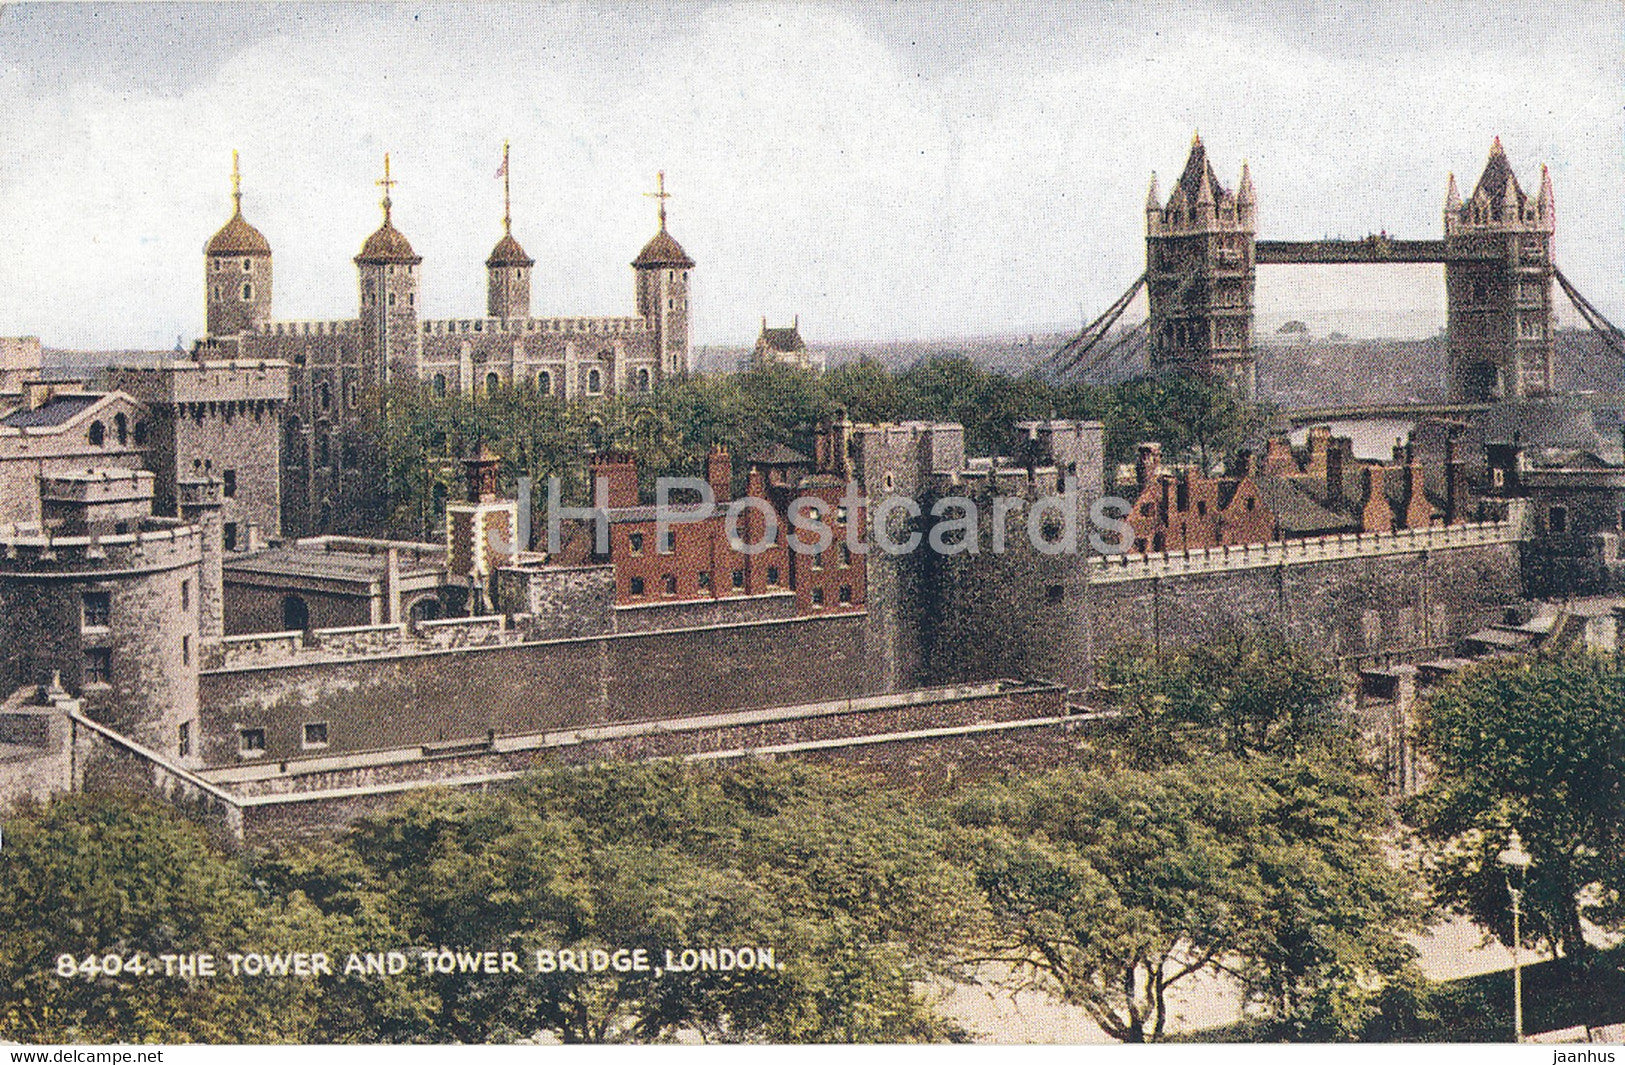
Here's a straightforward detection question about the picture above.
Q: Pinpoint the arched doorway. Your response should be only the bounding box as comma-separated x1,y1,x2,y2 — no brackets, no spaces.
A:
281,595,309,632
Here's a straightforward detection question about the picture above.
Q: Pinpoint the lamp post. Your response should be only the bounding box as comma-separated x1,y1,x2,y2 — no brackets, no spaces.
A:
1497,828,1533,1043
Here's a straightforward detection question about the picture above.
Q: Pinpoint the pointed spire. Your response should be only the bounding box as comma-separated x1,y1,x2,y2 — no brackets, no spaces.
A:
376,152,397,226
1444,171,1461,212
1537,163,1554,215
1146,172,1161,211
1195,165,1215,207
230,149,243,216
1237,160,1255,205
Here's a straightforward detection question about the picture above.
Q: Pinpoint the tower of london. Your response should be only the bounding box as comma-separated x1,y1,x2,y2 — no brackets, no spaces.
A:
199,150,694,537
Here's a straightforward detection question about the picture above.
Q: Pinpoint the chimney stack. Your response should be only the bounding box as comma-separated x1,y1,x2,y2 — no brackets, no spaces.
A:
1362,466,1392,533
1136,442,1162,487
1325,440,1345,507
705,444,732,505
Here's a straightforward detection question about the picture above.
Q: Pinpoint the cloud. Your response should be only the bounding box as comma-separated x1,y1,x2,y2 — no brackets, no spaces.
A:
0,2,1617,350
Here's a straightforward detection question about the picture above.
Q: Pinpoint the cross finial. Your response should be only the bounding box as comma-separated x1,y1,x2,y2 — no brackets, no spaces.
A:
376,152,397,224
231,150,243,214
645,170,671,231
502,140,511,235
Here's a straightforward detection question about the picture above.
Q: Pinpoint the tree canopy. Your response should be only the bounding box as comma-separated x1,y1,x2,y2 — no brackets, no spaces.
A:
1408,652,1625,958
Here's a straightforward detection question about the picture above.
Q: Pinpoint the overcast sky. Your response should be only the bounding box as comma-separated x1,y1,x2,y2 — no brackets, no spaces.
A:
0,1,1619,350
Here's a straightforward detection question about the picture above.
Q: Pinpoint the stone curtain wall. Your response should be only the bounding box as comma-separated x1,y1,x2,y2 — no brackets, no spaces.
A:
198,612,875,767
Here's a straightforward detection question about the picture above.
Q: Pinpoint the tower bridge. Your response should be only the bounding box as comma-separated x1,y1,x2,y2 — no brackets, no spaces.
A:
1039,135,1625,407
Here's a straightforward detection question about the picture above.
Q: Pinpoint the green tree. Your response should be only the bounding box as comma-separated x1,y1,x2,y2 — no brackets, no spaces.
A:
1408,652,1625,958
1099,632,1347,762
948,757,1421,1042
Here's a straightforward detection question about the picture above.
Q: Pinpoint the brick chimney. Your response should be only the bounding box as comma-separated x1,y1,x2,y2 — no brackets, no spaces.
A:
1306,425,1332,480
1324,440,1345,507
1362,466,1393,533
1402,452,1435,528
705,444,732,505
1233,448,1255,478
1264,436,1299,475
590,451,639,508
1136,442,1162,487
1444,433,1464,524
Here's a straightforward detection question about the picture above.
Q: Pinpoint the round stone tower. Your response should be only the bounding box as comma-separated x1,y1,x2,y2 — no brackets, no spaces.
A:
0,470,203,764
487,141,534,319
205,150,273,338
632,171,695,380
355,153,423,385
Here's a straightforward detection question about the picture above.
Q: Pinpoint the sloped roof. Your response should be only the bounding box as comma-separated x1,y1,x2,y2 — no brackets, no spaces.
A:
759,326,805,353
206,211,271,256
632,228,694,269
747,442,811,466
1253,475,1361,536
356,221,421,265
2,394,102,429
486,232,534,268
1463,138,1527,222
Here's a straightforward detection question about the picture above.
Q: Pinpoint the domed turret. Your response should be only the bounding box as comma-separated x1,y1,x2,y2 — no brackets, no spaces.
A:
355,154,422,377
487,141,533,319
204,151,273,337
632,171,694,379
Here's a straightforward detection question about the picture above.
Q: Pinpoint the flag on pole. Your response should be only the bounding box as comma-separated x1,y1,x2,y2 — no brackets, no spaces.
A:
494,155,507,179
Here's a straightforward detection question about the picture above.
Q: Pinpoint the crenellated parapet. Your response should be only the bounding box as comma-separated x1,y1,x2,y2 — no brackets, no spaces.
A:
0,520,201,576
421,316,649,336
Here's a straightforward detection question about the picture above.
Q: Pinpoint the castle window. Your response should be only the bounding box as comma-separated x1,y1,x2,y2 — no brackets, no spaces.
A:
538,370,553,394
178,721,191,759
88,421,105,446
302,722,329,749
224,522,239,551
408,293,414,308
1046,584,1064,604
1196,500,1207,516
347,381,358,409
213,286,222,301
662,573,677,596
629,532,644,555
181,580,190,612
316,431,330,467
114,413,128,445
766,566,780,586
840,543,852,567
81,591,111,630
133,421,148,445
629,576,645,596
637,367,651,392
432,373,447,397
1550,505,1568,534
83,648,111,687
1244,496,1255,511
182,634,190,666
659,529,674,553
243,283,253,300
320,382,331,410
810,588,824,608
586,368,603,395
242,258,251,272
839,585,852,604
222,469,237,497
237,727,266,756
732,569,744,590
387,292,396,308
697,571,711,590
486,372,500,396
213,259,222,273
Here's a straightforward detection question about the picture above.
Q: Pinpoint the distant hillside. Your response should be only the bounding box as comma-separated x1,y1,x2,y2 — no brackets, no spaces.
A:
701,327,1624,409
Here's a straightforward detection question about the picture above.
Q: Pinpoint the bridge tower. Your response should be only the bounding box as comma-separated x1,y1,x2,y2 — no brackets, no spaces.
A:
1145,135,1258,400
1444,138,1556,401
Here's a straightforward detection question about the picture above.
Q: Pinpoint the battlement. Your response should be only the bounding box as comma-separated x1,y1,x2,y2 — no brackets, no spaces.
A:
0,519,201,575
421,316,648,337
258,320,354,337
103,360,289,404
1088,518,1522,583
204,613,513,670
